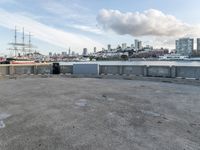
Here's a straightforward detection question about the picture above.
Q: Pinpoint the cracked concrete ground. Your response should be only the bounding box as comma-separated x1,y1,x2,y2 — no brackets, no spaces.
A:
0,78,200,150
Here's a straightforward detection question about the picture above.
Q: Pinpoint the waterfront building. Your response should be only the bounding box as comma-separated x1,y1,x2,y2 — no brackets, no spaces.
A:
122,43,127,50
131,48,168,58
107,44,111,51
138,41,142,50
68,48,71,55
135,39,142,50
83,48,88,56
94,47,97,53
49,52,52,57
72,51,75,56
131,44,134,49
62,52,67,56
197,38,200,52
143,45,153,51
176,38,193,56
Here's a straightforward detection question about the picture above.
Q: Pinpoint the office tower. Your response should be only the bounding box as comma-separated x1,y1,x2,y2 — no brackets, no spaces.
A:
68,48,71,55
49,52,52,57
135,39,142,50
138,41,142,50
131,44,134,48
94,47,97,53
122,43,127,50
107,44,111,51
197,38,200,52
83,48,88,56
62,52,67,56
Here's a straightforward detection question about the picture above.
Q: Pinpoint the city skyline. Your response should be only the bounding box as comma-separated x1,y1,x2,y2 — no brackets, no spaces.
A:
1,0,200,55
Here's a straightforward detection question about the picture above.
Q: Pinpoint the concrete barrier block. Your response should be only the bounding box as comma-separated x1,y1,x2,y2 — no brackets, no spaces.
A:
100,66,119,75
37,66,51,74
15,66,34,75
73,64,99,75
123,66,145,76
176,66,200,79
0,66,9,75
143,66,148,77
171,66,176,78
60,65,73,74
148,66,171,77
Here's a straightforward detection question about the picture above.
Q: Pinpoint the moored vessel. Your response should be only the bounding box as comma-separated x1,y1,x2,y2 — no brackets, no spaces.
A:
6,26,37,64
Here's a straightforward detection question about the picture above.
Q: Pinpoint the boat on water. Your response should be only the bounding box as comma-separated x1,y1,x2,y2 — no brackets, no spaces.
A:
159,54,189,61
4,27,39,64
6,57,35,64
0,57,35,64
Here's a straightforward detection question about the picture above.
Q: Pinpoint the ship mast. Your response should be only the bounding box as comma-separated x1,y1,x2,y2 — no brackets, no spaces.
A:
14,26,17,57
28,32,32,53
22,27,25,55
8,26,35,57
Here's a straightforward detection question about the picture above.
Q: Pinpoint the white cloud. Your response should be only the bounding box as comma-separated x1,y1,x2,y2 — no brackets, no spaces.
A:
97,9,200,37
0,9,103,52
67,24,103,35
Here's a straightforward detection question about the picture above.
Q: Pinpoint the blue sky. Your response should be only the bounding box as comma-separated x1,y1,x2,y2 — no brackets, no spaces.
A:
0,0,200,55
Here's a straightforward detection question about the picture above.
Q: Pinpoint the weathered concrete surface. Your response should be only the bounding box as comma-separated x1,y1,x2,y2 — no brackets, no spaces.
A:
176,66,200,79
147,66,171,77
0,78,200,150
73,64,99,75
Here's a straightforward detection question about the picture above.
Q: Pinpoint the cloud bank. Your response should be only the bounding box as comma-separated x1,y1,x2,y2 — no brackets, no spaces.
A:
0,9,103,52
97,9,200,37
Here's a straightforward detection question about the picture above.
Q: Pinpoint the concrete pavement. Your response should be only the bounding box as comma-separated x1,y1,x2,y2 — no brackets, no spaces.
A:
0,78,200,150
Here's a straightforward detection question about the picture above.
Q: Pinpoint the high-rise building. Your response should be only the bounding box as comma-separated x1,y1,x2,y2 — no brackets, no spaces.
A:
83,48,88,56
94,47,97,53
68,48,71,55
62,52,67,56
138,41,142,50
135,39,142,50
135,40,139,50
197,38,200,52
49,52,52,57
122,43,127,50
176,38,193,56
108,44,111,51
131,44,134,49
72,51,75,56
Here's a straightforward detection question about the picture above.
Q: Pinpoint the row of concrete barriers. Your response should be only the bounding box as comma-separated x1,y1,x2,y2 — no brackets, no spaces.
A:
61,63,200,79
0,64,52,76
0,63,200,80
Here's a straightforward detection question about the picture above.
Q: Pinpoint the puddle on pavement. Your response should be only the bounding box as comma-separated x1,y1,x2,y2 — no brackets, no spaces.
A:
0,113,11,120
75,99,88,107
0,113,11,129
0,120,5,129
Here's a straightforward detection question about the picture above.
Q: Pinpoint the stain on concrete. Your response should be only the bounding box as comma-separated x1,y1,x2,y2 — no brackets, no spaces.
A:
75,99,88,107
0,113,11,129
0,120,5,129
